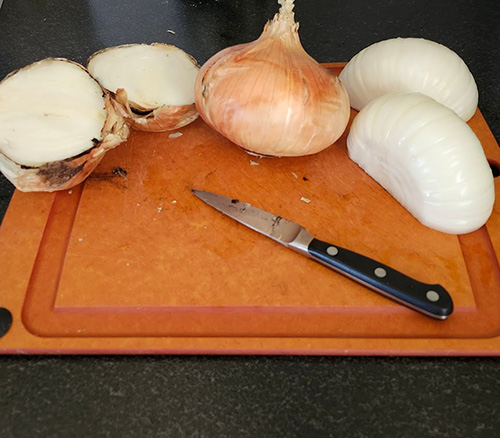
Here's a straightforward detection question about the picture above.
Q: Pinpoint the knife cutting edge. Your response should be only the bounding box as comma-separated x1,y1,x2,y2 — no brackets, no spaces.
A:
191,189,454,320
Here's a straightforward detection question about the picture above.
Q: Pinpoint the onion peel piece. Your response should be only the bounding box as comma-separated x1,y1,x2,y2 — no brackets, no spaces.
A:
112,88,199,133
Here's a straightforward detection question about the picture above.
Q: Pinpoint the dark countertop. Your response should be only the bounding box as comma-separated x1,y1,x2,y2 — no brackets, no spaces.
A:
1,0,499,436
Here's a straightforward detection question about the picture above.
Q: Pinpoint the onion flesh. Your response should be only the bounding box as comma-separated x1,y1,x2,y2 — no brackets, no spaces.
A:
347,92,494,234
88,43,200,132
339,37,478,121
0,58,129,192
194,0,350,157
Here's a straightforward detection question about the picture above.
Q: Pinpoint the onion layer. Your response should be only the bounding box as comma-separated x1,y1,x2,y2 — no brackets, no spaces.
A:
88,43,200,132
194,0,350,157
0,58,129,192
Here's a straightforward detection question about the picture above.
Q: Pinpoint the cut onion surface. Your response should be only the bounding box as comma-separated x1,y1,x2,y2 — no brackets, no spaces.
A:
87,43,200,132
0,58,130,192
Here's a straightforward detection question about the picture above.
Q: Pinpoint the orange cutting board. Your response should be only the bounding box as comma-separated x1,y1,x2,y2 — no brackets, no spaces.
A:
1,63,500,355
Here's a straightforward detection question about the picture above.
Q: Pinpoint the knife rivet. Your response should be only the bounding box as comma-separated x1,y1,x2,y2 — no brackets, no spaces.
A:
374,267,387,278
327,246,339,256
426,290,440,302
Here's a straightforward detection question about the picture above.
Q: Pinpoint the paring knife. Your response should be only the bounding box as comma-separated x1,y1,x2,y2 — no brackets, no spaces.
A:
192,189,454,320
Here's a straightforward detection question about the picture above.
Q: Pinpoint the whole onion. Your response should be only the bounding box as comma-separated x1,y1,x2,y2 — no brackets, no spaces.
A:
194,0,350,157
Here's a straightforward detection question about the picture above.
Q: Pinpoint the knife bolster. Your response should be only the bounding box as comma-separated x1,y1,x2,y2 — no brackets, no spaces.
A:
287,227,315,256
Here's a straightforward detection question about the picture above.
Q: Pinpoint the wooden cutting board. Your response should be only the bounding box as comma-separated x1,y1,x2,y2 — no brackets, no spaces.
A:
1,63,500,355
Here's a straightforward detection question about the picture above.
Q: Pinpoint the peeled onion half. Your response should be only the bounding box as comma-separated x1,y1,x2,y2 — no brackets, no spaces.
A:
88,43,200,132
0,58,129,192
339,37,478,121
347,92,494,234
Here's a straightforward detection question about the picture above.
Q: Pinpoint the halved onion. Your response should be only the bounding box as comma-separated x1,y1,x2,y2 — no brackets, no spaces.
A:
87,43,200,132
347,92,494,234
339,37,478,121
0,58,130,192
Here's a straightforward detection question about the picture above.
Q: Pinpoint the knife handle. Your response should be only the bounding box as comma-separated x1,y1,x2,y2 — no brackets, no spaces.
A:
307,238,454,319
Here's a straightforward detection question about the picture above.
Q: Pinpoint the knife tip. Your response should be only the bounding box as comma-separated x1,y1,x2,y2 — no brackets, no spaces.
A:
191,189,205,198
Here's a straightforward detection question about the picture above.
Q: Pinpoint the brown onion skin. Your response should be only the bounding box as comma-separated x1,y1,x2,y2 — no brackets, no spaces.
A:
194,16,350,157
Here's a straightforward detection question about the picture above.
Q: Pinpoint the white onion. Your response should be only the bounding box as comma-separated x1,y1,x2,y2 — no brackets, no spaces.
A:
339,37,478,121
347,92,494,234
0,58,129,192
88,43,200,132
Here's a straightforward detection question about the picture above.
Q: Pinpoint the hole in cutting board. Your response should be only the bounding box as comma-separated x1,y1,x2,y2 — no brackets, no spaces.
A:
0,308,13,338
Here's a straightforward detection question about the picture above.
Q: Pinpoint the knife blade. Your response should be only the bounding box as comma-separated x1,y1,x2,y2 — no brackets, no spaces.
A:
192,189,454,320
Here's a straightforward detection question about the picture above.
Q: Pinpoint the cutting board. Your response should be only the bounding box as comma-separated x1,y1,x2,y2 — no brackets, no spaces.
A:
1,63,500,355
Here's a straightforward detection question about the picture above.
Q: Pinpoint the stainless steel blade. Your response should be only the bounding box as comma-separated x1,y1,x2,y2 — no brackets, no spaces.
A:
192,190,303,244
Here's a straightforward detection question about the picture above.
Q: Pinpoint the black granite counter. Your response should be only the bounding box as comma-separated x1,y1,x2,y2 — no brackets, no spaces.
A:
1,1,500,436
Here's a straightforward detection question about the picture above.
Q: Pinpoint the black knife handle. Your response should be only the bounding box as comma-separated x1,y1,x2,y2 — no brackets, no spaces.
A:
307,238,453,319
